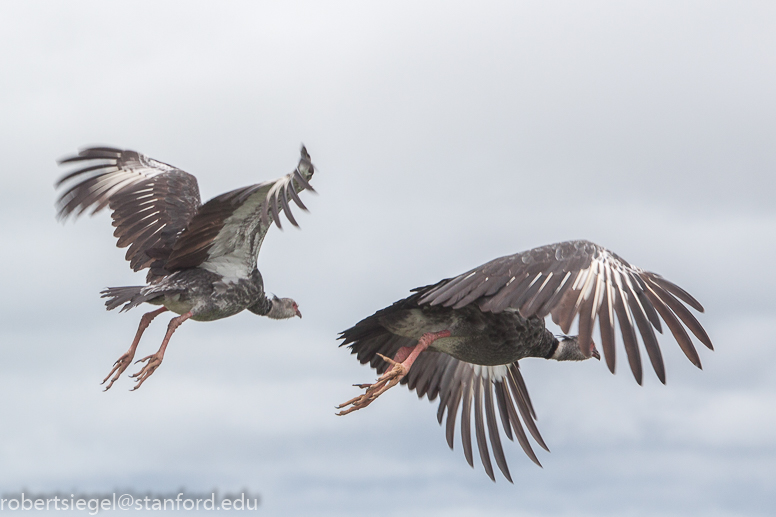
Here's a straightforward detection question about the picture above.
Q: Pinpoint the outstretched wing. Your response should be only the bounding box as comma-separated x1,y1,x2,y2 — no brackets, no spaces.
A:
339,294,548,482
418,240,713,384
164,146,315,278
56,147,201,280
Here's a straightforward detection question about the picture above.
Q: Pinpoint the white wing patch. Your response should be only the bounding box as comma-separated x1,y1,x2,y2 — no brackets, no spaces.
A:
200,189,270,280
470,364,509,381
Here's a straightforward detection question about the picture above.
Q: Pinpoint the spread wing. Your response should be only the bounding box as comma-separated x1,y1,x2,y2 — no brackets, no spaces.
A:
56,147,201,281
418,240,714,384
339,293,548,483
164,146,315,278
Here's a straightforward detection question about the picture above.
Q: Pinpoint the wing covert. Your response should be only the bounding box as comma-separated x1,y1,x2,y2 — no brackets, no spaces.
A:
164,146,315,277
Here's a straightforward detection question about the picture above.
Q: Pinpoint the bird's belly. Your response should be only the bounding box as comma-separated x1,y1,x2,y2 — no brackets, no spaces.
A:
381,309,523,366
379,309,456,339
158,293,246,321
429,336,522,366
190,304,246,322
159,294,195,316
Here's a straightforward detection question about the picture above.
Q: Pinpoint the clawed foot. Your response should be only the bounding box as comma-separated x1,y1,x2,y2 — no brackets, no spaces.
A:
101,351,135,391
129,353,164,391
336,353,408,416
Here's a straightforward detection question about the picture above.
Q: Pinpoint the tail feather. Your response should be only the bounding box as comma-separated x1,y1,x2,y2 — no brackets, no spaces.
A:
101,286,152,312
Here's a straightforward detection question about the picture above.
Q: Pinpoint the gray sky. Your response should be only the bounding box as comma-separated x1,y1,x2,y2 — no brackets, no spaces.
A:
0,1,774,515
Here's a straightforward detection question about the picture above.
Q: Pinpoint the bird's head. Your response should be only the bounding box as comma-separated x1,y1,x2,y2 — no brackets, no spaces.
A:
551,335,600,361
267,295,302,320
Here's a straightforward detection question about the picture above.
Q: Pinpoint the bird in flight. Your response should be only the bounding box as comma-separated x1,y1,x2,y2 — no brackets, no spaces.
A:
337,240,712,481
56,146,315,390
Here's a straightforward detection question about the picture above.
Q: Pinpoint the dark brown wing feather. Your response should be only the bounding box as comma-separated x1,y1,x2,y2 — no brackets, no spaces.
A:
164,147,314,276
418,240,712,385
56,147,201,281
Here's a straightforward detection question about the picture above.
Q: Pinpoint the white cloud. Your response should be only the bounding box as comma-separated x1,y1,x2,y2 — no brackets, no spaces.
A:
0,1,774,515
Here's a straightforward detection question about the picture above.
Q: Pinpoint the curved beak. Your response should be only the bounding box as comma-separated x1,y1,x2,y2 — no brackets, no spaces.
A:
295,308,302,319
591,346,601,361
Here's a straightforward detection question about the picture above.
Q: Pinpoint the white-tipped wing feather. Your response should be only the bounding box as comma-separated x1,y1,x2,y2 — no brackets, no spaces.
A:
164,147,314,278
410,353,547,482
418,240,713,384
56,147,202,277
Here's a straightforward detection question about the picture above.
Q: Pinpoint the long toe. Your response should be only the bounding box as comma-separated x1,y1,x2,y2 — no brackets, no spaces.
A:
336,364,408,415
129,354,163,390
101,352,135,391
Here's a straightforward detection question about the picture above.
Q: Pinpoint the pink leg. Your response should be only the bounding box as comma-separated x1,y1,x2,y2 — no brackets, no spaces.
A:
392,346,413,364
102,307,168,391
129,311,192,391
337,330,451,415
